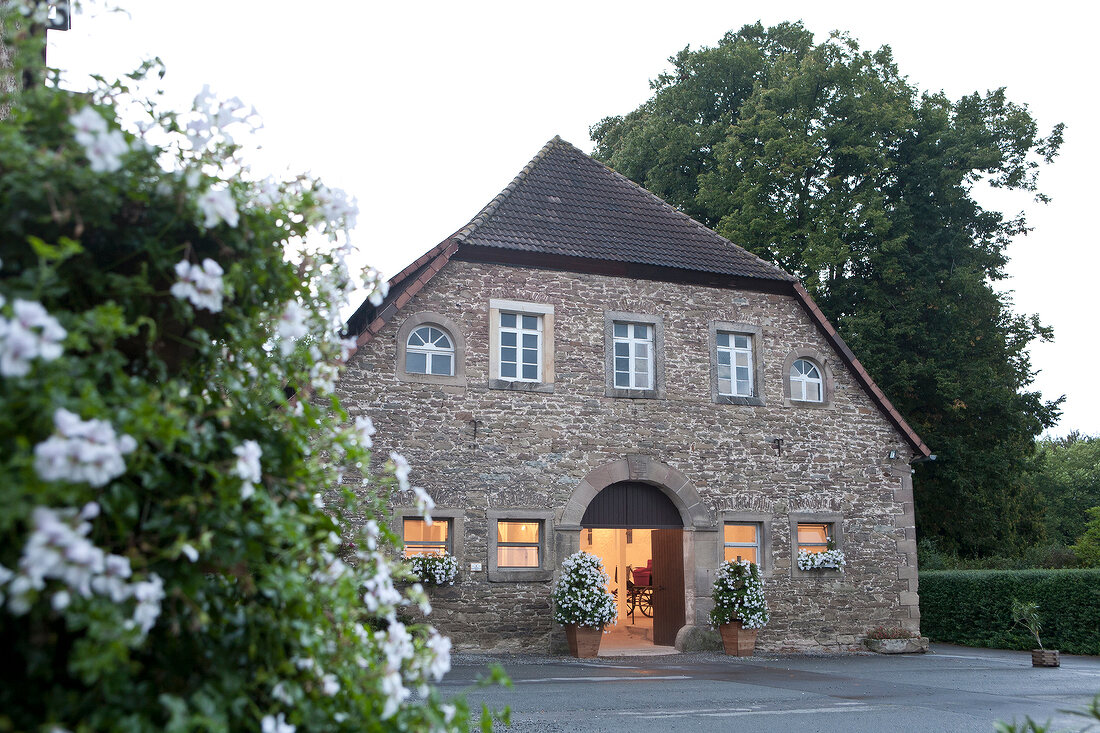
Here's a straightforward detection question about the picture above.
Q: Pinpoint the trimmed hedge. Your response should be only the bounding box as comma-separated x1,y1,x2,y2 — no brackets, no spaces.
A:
920,570,1100,655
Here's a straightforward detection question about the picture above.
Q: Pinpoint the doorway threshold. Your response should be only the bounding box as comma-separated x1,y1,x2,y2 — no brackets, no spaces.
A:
599,645,679,657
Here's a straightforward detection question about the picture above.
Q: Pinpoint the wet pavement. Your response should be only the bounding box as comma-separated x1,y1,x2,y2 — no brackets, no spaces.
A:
443,644,1100,732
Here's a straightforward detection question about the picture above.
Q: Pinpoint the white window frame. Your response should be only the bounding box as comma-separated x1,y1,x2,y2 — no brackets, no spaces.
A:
488,299,554,393
790,358,823,402
612,321,655,391
499,311,542,382
405,325,455,377
717,331,754,398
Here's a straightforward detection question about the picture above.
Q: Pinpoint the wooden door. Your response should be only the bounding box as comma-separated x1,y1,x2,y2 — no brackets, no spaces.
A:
650,528,685,647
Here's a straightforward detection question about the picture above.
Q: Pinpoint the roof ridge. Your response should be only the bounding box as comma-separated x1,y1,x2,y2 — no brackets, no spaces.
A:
453,135,567,243
587,150,795,282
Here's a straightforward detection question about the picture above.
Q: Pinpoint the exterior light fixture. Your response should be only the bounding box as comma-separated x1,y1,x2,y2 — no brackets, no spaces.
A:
888,450,898,460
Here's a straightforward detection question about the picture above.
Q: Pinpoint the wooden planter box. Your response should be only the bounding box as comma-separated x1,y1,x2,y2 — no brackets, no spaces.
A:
718,621,758,656
1031,649,1060,667
863,637,929,654
564,624,603,658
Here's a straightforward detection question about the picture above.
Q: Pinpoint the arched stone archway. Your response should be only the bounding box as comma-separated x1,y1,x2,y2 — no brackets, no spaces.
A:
552,455,719,651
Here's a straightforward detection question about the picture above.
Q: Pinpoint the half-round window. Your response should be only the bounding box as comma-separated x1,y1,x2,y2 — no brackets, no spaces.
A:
790,359,823,402
406,326,454,376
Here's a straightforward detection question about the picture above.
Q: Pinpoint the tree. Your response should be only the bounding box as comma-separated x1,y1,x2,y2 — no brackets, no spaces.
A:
1030,433,1100,546
0,9,500,730
1072,507,1100,567
590,21,1063,556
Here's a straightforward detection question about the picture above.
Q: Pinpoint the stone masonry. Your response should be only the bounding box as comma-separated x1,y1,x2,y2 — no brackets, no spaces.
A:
337,258,921,653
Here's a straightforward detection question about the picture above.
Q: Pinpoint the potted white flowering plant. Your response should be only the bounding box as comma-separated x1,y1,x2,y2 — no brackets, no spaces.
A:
710,559,770,656
797,547,846,571
407,553,459,586
552,552,617,657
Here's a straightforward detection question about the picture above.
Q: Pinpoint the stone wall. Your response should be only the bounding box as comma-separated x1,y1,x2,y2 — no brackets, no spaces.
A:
337,259,921,653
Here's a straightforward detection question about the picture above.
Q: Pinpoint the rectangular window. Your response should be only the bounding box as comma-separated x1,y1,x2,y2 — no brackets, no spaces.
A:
723,522,760,564
796,522,831,554
717,332,754,397
496,520,540,568
612,322,654,390
403,517,450,556
499,312,542,382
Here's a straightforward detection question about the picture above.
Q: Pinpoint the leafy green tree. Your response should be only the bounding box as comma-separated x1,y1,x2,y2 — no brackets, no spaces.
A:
1031,433,1100,545
1072,507,1100,567
591,21,1063,555
0,9,501,731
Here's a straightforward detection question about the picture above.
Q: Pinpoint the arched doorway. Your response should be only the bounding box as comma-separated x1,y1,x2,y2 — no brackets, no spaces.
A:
579,481,685,648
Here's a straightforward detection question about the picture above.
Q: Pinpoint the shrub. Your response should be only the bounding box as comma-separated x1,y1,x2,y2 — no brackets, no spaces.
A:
920,570,1100,655
710,559,770,629
1072,507,1100,567
407,553,459,586
0,9,499,730
552,552,617,629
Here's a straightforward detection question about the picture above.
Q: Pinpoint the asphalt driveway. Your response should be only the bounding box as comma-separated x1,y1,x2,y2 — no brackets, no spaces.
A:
443,644,1100,732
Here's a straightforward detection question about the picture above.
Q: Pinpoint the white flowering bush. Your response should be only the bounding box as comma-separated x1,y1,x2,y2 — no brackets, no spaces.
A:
0,9,503,731
797,548,847,570
710,559,770,629
551,552,617,629
407,553,459,586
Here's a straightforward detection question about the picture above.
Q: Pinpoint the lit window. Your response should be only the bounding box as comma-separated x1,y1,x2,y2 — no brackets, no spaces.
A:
613,322,654,390
723,523,760,564
717,332,754,397
499,312,542,382
405,326,454,376
790,359,823,402
496,520,540,568
796,522,830,555
403,517,450,556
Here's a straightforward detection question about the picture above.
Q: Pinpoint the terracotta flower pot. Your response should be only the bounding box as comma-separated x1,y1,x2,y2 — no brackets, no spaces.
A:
719,620,757,656
564,624,603,658
1031,649,1060,667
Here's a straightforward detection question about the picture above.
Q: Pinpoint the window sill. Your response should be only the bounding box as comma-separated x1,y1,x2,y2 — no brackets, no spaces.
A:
785,398,831,409
716,394,765,407
397,371,467,387
488,568,553,583
488,379,554,394
790,566,844,579
605,387,661,400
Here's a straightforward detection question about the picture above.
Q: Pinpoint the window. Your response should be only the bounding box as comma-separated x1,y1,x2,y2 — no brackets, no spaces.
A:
489,299,554,392
499,312,542,382
723,523,760,564
496,520,540,567
710,322,764,406
612,322,654,390
796,522,830,555
790,359,823,402
487,509,553,581
405,326,454,376
604,311,664,399
717,332,753,397
396,312,466,386
403,517,450,556
788,513,844,578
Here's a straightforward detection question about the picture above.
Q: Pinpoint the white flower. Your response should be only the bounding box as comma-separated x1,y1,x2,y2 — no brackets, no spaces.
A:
320,673,339,696
352,415,375,448
170,258,225,313
196,187,239,229
84,129,129,173
411,486,435,525
52,590,71,611
180,544,198,563
389,452,411,491
233,440,262,497
33,409,136,487
277,300,309,355
379,669,409,720
260,713,295,733
364,267,389,306
0,299,66,377
425,629,452,681
69,107,107,146
130,573,165,634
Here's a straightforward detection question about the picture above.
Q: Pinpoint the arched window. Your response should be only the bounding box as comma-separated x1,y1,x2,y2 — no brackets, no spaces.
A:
790,359,823,402
405,326,454,376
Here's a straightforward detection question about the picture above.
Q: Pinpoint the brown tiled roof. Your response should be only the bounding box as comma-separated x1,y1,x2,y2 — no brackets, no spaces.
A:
344,137,931,460
453,136,794,282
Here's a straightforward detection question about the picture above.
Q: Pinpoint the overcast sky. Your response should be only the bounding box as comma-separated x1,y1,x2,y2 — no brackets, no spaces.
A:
48,1,1099,436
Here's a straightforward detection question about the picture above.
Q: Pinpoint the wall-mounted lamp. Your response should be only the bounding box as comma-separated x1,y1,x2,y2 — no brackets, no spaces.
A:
771,437,784,457
888,450,898,460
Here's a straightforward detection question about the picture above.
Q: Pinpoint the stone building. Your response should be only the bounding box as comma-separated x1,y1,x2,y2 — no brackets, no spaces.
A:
339,137,931,653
